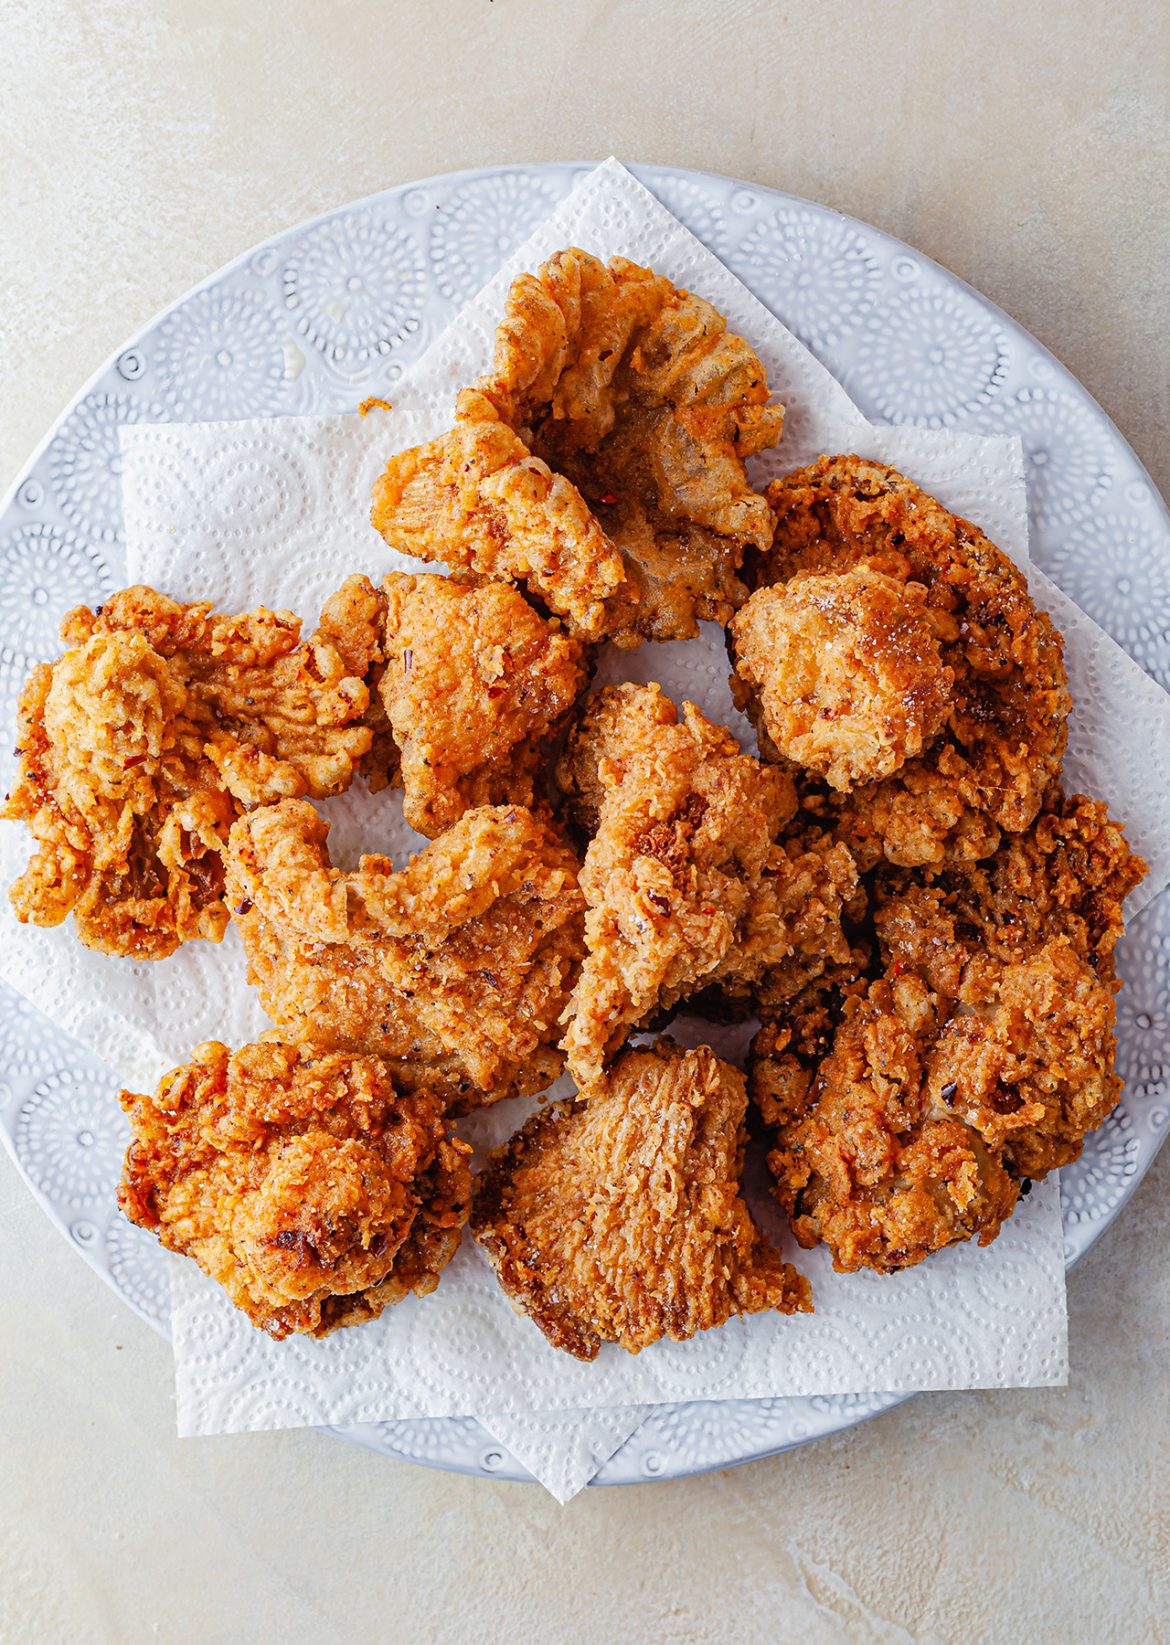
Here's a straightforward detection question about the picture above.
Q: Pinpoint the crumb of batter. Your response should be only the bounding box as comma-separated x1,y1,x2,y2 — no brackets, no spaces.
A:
472,1039,811,1359
730,564,954,790
4,583,373,958
119,1039,470,1338
225,798,585,1111
751,456,1071,868
379,572,589,836
556,682,858,1087
372,248,785,646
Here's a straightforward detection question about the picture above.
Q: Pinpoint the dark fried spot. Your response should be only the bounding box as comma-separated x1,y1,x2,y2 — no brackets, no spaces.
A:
989,1083,1023,1115
270,1229,318,1261
939,1081,958,1107
636,794,707,881
186,850,225,907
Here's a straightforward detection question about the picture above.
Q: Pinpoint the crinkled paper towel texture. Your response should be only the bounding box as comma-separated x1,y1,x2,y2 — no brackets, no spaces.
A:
7,159,1170,1495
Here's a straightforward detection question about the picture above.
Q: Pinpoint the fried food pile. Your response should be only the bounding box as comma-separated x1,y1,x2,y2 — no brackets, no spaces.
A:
226,798,584,1111
119,1040,471,1338
372,248,786,646
4,247,1149,1349
473,1040,811,1358
4,583,374,957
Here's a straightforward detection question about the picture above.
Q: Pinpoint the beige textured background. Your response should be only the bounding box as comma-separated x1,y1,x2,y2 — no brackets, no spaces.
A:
1,2,1168,1640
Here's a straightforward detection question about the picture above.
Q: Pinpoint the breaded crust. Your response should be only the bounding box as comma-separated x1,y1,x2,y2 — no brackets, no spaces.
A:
557,682,857,1087
225,798,585,1111
119,1039,471,1338
378,572,589,836
745,456,1071,868
373,248,785,646
730,564,955,791
4,582,373,957
751,788,1145,1273
473,1040,811,1359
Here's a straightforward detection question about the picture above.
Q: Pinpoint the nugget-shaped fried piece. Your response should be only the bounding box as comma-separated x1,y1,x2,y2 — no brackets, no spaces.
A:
473,1040,811,1359
730,565,954,790
557,684,858,1087
373,249,785,646
752,457,1070,867
752,789,1145,1271
873,786,1145,1176
226,799,584,1110
379,573,589,836
3,584,373,957
118,1040,470,1338
754,980,1022,1274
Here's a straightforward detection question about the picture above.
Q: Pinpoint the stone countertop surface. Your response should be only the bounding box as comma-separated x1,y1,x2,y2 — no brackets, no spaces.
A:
1,2,1167,1640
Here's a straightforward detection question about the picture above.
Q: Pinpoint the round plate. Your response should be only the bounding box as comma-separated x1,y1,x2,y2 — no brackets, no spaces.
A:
2,163,1168,1487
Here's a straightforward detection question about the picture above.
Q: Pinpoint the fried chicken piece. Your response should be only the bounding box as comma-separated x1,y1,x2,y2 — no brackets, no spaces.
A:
730,565,954,790
373,407,627,645
373,249,785,646
4,584,373,958
226,799,584,1110
118,1039,470,1338
754,979,1022,1275
873,786,1146,1176
752,789,1146,1272
556,683,858,1087
750,457,1070,867
378,573,589,836
473,1040,811,1359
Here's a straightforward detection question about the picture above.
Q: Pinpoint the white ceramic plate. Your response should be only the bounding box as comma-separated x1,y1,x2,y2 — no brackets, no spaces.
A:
1,163,1167,1486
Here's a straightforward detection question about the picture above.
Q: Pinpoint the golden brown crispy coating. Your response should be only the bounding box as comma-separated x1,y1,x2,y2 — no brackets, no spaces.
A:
556,683,858,1087
730,565,954,791
4,584,373,958
315,572,399,792
752,789,1146,1272
225,799,585,1110
119,1039,470,1338
873,787,1145,1177
378,572,589,836
751,457,1071,868
372,249,785,646
754,981,1022,1274
372,404,627,645
473,1040,811,1359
